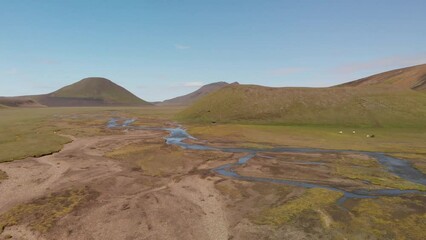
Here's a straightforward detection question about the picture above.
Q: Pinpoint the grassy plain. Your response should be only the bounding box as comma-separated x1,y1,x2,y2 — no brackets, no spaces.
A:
186,124,426,154
0,106,182,162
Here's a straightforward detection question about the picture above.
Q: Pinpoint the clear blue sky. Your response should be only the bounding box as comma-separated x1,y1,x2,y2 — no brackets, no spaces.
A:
1,0,425,101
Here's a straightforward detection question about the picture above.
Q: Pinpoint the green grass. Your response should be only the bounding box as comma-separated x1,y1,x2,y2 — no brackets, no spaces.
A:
0,106,182,163
334,164,426,191
254,189,426,240
178,84,426,128
0,169,7,182
0,108,72,162
0,188,94,233
106,140,231,176
338,196,426,240
106,142,192,176
255,188,343,226
186,124,426,154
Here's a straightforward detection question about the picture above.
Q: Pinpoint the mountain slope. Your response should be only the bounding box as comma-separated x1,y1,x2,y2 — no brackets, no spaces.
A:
0,77,151,107
158,82,230,106
44,77,150,106
336,64,426,90
178,66,426,127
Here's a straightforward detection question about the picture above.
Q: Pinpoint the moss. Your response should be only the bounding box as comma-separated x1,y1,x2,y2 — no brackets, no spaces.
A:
334,164,426,191
341,196,426,240
106,142,190,176
0,188,94,233
255,188,343,226
215,181,245,200
0,169,7,182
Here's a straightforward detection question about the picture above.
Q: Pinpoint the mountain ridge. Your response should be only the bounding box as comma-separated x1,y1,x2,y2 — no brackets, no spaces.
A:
157,81,232,106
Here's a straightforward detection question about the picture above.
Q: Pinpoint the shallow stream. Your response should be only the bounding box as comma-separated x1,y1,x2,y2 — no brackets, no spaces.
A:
108,119,426,205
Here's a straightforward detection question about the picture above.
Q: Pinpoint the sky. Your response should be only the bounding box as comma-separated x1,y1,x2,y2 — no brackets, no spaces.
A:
1,0,426,101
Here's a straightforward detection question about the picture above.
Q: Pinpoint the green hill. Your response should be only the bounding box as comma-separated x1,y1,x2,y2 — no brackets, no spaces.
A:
45,77,150,106
0,77,151,107
336,64,426,90
178,65,426,127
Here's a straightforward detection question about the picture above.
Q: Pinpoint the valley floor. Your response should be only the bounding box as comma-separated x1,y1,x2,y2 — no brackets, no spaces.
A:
0,108,425,240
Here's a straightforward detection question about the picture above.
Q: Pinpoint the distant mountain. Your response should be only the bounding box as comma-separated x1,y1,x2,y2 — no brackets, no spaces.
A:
0,77,151,107
178,64,426,127
336,64,426,90
157,82,231,106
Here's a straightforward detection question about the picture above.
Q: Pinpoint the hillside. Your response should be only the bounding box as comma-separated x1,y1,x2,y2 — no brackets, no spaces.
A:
44,77,150,106
0,97,45,108
336,64,426,90
178,66,426,127
0,77,151,107
158,82,230,106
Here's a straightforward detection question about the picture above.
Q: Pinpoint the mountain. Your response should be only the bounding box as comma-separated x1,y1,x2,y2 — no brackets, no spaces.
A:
157,82,231,106
0,77,151,107
178,65,426,127
335,64,426,90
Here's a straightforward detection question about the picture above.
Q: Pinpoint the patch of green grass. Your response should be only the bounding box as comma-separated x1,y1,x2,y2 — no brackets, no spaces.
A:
215,181,246,200
334,164,426,191
0,188,94,233
254,189,426,240
106,139,233,176
339,196,426,240
106,142,191,176
255,188,343,226
0,108,73,162
0,169,7,182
